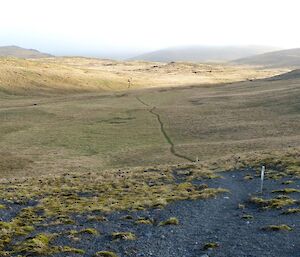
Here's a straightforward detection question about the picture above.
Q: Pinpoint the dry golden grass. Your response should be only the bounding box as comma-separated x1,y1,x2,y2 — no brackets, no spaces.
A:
0,57,287,95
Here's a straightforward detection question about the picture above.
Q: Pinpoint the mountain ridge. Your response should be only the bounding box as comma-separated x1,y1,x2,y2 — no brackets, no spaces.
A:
0,45,53,58
232,48,300,68
129,45,279,62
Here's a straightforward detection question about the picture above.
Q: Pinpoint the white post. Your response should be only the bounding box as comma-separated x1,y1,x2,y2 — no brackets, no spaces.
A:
260,166,265,193
196,156,199,162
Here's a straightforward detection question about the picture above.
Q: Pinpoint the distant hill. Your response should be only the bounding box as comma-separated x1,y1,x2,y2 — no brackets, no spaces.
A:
0,46,53,58
129,45,278,62
232,48,300,68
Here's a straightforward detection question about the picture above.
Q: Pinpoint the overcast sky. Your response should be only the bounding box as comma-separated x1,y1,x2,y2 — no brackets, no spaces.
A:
1,0,300,58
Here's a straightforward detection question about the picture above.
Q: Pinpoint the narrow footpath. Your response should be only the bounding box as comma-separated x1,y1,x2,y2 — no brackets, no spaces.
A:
136,96,194,162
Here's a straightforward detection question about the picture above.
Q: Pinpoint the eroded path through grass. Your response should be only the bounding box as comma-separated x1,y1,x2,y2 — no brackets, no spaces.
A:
136,96,194,162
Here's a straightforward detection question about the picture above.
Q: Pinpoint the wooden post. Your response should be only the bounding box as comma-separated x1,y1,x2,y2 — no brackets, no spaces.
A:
260,166,265,193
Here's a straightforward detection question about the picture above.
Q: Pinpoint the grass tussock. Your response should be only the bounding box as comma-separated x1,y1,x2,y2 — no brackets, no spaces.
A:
272,188,300,194
95,251,118,257
203,242,219,250
111,232,136,241
72,228,99,236
121,215,134,220
213,148,299,179
282,180,294,185
282,208,300,214
159,217,179,226
0,165,227,255
250,195,297,209
0,168,227,217
244,175,254,180
135,217,154,225
262,224,293,232
5,232,85,256
61,246,85,254
0,207,42,251
241,214,254,220
12,233,55,255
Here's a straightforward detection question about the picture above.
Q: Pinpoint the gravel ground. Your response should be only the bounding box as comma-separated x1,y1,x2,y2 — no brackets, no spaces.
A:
4,169,300,257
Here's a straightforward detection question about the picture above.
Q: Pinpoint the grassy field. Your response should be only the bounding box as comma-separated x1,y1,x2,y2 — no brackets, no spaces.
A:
0,64,299,178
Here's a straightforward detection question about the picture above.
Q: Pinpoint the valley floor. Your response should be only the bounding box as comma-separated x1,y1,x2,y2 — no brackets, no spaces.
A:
0,61,299,256
0,76,299,178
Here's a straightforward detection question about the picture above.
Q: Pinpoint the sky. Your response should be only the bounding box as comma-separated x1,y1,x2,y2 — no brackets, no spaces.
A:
1,0,300,58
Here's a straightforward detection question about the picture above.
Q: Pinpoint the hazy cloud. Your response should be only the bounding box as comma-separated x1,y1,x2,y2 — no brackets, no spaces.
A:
1,0,299,58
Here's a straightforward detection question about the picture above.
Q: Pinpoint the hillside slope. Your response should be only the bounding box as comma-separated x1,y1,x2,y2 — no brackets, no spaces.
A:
232,48,300,68
0,45,53,58
266,69,300,81
130,45,278,62
0,57,285,95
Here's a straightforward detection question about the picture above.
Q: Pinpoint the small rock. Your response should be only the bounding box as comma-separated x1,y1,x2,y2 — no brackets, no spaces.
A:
200,254,210,257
